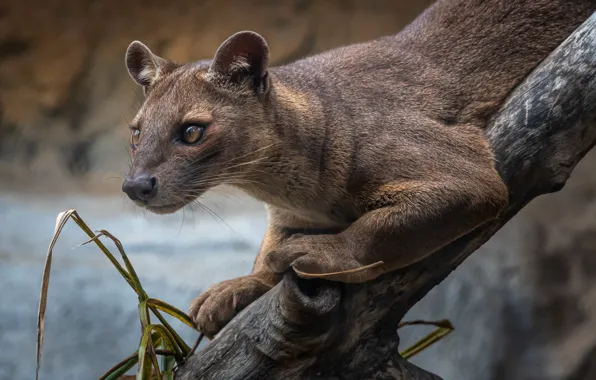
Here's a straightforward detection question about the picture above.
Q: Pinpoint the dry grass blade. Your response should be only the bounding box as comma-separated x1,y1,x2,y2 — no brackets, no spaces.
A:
36,209,78,380
138,326,160,380
148,340,163,380
399,319,455,359
139,301,151,329
72,216,134,288
83,230,147,301
91,229,147,300
161,355,175,380
99,334,166,380
99,352,139,380
148,324,185,362
149,307,191,356
147,298,195,329
186,333,205,361
138,324,190,380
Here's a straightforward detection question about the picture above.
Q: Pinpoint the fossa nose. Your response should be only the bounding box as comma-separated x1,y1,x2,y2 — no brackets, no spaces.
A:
122,173,158,202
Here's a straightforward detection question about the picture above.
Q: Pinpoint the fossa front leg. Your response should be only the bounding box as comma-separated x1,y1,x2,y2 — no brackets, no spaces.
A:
189,209,295,338
267,172,509,283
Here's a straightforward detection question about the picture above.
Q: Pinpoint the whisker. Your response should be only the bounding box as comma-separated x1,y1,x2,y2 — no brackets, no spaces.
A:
182,168,280,184
177,207,186,238
194,200,230,231
209,187,245,203
199,143,276,168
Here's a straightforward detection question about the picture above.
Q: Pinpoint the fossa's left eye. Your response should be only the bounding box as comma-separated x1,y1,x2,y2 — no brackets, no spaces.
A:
131,129,140,150
182,124,205,144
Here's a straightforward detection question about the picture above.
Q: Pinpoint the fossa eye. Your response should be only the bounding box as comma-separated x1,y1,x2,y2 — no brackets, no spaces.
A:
182,124,205,144
131,129,140,150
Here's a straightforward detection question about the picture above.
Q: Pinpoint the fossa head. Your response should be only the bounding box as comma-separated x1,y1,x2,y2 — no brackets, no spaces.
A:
122,31,273,214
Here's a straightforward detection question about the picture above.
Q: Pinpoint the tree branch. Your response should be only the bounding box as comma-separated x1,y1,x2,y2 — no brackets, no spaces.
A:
175,11,596,380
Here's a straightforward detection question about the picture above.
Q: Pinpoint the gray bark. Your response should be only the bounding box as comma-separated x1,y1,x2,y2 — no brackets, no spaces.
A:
175,11,596,380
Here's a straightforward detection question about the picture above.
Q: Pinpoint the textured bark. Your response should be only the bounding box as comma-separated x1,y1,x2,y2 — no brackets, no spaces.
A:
175,11,596,380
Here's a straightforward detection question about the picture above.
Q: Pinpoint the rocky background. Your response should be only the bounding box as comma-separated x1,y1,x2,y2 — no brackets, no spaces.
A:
1,0,595,379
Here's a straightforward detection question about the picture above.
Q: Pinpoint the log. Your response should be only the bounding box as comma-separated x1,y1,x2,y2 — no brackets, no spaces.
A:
175,10,596,380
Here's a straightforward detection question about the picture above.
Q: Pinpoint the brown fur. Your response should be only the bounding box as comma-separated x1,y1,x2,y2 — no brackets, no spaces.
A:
122,0,596,338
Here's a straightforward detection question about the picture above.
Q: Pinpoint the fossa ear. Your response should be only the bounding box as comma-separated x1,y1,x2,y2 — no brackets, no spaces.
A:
206,31,270,94
125,41,168,90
